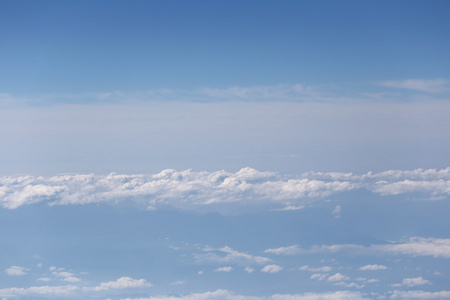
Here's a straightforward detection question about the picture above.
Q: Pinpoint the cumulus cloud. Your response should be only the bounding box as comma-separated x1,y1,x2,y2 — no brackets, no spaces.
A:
261,265,282,273
244,267,254,273
195,246,271,265
393,277,431,287
358,264,387,271
5,266,29,276
88,276,152,291
1,167,449,211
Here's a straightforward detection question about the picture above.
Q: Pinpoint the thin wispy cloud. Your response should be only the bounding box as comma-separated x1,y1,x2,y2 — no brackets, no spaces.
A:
195,246,271,266
268,237,450,258
379,79,450,93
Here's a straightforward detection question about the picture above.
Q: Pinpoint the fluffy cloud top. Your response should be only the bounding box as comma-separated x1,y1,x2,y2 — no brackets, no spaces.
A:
400,277,431,287
261,265,282,273
89,276,151,291
358,264,387,271
1,167,448,211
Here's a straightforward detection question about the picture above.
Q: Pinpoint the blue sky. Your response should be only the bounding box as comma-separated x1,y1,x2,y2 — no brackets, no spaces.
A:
1,1,450,299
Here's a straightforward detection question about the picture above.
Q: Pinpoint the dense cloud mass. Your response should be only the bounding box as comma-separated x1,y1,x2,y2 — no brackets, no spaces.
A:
0,167,449,210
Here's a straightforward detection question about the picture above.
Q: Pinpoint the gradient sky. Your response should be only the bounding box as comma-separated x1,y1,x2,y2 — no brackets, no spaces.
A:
1,1,450,299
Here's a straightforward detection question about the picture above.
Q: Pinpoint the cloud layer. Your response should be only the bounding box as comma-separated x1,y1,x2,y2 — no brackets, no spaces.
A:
1,167,449,210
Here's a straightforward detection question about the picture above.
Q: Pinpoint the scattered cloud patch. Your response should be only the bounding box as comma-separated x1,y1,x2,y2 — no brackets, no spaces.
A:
244,267,254,273
358,264,387,271
63,276,82,283
215,266,233,272
89,276,151,291
264,245,303,255
261,265,282,273
0,285,79,298
5,266,29,276
389,290,450,299
393,277,431,287
375,237,450,258
119,289,369,300
310,273,328,281
332,205,342,218
328,273,350,282
195,246,271,265
300,265,332,272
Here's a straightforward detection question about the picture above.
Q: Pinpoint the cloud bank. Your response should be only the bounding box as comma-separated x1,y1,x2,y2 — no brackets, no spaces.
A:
0,167,449,210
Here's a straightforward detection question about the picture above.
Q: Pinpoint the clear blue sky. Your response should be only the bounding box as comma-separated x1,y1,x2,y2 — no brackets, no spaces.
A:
1,1,450,299
1,0,449,94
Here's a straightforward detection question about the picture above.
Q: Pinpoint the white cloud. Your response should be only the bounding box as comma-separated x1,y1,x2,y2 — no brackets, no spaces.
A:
398,277,431,287
119,289,369,300
389,290,450,299
379,79,450,93
1,167,450,211
310,273,328,281
264,245,303,255
0,285,79,298
300,265,332,272
215,266,233,272
171,280,186,285
298,237,450,259
195,246,271,265
332,205,342,218
374,237,450,258
327,273,349,282
63,276,82,283
261,265,282,273
37,277,51,282
244,267,254,273
5,266,29,276
358,264,387,271
334,281,364,289
89,276,152,291
275,205,304,211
